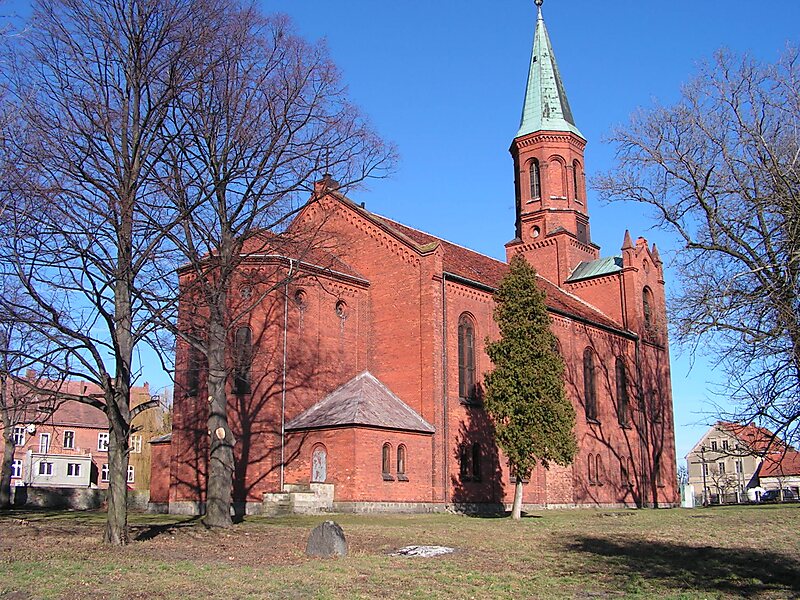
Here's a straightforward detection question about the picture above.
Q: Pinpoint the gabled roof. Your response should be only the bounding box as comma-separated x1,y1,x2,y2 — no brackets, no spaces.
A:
372,215,623,331
566,256,623,283
759,450,800,478
285,372,435,434
516,4,583,139
718,422,782,453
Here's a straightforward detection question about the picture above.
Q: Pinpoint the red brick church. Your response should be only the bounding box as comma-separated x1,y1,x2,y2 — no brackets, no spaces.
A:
151,3,679,514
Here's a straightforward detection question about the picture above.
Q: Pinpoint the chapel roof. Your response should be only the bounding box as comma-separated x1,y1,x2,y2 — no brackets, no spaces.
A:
285,371,435,434
566,256,624,283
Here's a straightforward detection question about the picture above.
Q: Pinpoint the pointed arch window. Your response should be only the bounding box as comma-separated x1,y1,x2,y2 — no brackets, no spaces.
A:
471,443,482,482
643,287,654,329
186,343,204,397
583,348,598,421
529,159,541,200
233,326,252,395
615,357,629,426
572,160,581,200
588,453,595,484
458,314,476,401
397,444,407,480
382,443,393,480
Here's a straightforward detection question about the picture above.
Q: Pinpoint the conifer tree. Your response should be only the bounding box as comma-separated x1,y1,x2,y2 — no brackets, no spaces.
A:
484,254,577,519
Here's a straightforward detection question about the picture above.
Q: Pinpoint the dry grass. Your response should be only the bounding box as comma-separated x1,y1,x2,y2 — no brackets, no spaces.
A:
1,504,799,599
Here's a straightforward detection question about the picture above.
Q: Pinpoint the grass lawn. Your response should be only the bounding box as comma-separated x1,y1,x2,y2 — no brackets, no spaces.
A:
1,504,799,599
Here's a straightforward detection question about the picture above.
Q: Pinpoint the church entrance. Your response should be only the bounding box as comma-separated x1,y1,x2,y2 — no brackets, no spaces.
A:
311,446,327,483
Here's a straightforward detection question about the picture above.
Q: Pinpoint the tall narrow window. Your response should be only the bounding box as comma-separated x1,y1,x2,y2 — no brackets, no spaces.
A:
471,443,482,482
460,444,471,481
572,160,581,200
583,348,597,421
382,443,392,478
529,159,541,200
233,326,252,395
595,454,603,485
642,287,654,329
397,445,407,480
186,343,203,397
39,433,51,454
458,314,476,401
615,358,629,426
63,430,75,450
588,454,595,484
11,459,22,479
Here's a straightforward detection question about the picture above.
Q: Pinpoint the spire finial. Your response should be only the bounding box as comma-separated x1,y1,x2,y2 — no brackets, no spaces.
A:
534,0,543,18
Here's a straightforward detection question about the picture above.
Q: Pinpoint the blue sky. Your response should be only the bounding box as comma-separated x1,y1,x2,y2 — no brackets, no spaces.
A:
6,0,799,465
261,0,800,464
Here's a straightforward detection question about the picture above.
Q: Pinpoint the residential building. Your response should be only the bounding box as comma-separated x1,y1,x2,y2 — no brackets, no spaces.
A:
154,2,679,515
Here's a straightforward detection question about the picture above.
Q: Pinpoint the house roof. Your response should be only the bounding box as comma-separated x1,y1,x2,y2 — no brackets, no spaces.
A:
759,450,800,478
285,371,435,434
718,422,782,453
371,213,624,332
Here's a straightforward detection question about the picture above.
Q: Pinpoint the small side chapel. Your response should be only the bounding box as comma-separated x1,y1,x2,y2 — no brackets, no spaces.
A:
151,1,679,514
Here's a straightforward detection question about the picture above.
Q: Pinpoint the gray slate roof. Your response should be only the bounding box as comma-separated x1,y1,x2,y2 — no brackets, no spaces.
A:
566,256,623,283
285,372,435,434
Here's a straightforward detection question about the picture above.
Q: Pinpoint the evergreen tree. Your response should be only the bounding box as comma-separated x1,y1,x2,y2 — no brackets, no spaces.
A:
484,254,577,519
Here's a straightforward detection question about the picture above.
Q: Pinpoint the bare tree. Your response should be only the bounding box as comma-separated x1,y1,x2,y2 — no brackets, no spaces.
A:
596,47,800,446
160,8,395,527
0,0,212,544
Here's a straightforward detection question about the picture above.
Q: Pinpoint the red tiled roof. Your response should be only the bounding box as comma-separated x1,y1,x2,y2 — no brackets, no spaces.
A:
759,450,800,477
718,422,782,453
376,215,623,331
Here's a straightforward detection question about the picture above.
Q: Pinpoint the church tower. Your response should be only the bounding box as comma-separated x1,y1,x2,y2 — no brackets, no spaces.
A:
506,0,600,285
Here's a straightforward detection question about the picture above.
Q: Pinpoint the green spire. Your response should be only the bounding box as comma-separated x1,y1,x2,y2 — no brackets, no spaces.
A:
516,2,584,139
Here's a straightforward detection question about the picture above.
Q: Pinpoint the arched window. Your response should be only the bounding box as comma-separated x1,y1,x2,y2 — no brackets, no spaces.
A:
573,160,581,200
529,159,541,200
583,348,597,421
595,454,603,485
588,454,595,484
643,287,654,329
382,443,392,478
397,445,406,477
233,326,252,395
471,443,482,482
459,444,471,481
615,357,629,426
458,314,476,401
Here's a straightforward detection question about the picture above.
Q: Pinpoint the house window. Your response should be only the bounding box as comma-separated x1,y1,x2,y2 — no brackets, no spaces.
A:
12,426,25,446
39,433,51,454
529,159,541,200
735,459,743,474
722,439,729,451
643,287,654,329
397,445,407,481
63,430,75,450
471,443,482,482
98,432,109,452
583,348,597,421
127,465,135,483
382,443,393,480
615,358,629,426
458,314,476,401
710,440,718,451
702,463,709,476
718,462,726,475
101,464,109,482
573,160,581,200
130,434,142,454
233,326,253,395
38,461,53,476
186,343,203,397
67,463,81,477
11,459,22,479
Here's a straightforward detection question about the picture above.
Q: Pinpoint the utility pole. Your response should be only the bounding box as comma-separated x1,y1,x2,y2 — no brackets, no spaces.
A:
700,445,708,506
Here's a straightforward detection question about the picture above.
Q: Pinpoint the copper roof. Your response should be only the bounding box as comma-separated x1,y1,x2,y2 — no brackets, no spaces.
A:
286,372,435,434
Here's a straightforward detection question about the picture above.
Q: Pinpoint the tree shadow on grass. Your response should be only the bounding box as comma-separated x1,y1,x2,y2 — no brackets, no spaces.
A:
569,536,800,596
131,516,203,541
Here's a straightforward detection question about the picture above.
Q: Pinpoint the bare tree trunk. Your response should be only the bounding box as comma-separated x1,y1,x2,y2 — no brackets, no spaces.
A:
511,480,524,520
103,384,131,544
204,318,233,528
0,424,14,509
